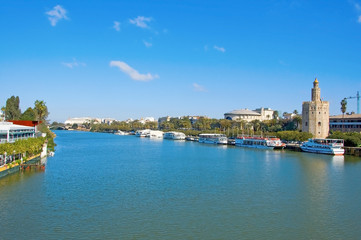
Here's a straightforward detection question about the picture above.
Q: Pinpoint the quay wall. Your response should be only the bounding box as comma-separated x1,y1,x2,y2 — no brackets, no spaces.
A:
0,156,41,179
343,147,361,157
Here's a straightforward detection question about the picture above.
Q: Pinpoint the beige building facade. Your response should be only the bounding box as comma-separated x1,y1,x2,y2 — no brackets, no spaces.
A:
224,108,276,122
329,113,361,133
302,79,329,138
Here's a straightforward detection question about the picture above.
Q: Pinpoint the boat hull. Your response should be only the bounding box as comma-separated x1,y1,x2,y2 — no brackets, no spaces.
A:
199,138,227,144
235,143,274,150
300,146,344,155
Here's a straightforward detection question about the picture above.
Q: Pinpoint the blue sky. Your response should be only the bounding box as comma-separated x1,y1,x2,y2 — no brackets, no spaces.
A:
1,0,361,122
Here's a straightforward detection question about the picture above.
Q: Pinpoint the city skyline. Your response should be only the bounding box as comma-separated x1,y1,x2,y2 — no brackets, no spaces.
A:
1,1,361,122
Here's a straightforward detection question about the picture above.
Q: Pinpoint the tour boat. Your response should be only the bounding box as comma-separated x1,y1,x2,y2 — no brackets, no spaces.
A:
198,134,228,144
235,136,286,150
147,130,164,139
164,131,186,140
300,138,344,155
135,129,151,137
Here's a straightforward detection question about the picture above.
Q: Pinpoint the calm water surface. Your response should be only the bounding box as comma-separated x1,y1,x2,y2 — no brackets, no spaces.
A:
1,131,361,239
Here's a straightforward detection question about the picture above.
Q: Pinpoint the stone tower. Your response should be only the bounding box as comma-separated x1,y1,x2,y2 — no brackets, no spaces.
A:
302,78,329,138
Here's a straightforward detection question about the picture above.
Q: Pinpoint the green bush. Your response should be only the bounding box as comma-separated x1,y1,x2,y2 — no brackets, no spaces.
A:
328,131,361,147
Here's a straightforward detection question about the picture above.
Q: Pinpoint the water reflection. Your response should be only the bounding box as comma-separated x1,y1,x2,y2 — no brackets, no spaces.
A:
332,155,344,168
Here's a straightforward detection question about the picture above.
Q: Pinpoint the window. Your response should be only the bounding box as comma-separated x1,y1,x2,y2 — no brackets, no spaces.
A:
318,122,321,127
305,122,308,126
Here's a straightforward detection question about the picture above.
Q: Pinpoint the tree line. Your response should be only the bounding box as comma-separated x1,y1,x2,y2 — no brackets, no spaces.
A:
1,96,49,122
84,116,311,141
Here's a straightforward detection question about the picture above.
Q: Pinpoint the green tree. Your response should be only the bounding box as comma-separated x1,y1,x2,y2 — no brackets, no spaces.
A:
193,117,211,131
72,123,78,129
178,119,192,129
34,100,49,122
5,96,21,120
273,111,279,120
160,121,174,130
219,119,232,130
144,121,158,129
293,115,302,130
251,120,261,133
20,107,36,121
328,131,361,147
131,121,143,130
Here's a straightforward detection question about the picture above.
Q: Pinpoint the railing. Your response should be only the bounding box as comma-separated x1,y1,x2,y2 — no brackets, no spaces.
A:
0,136,34,144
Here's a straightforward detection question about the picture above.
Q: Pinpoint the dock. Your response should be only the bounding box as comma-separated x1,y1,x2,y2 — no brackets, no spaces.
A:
285,144,302,152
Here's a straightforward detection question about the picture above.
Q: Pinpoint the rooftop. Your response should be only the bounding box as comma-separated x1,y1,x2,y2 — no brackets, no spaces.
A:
330,113,361,119
225,109,261,116
0,122,35,131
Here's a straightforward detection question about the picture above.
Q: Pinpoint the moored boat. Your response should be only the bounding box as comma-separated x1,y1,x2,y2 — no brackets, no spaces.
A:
164,131,186,140
114,130,128,135
198,134,227,144
300,138,344,155
235,136,285,150
147,130,164,139
135,129,151,137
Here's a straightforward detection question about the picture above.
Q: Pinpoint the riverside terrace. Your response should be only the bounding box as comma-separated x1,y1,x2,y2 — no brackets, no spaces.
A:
0,122,35,144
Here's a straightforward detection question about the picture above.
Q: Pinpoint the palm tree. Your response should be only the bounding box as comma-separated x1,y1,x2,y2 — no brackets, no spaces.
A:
34,100,49,122
341,98,347,132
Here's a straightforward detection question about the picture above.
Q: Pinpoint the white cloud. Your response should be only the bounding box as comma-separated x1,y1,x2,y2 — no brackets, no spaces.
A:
110,61,158,81
214,45,226,53
62,59,86,68
113,21,121,31
355,3,361,10
358,15,361,23
129,16,152,28
46,5,68,26
143,40,152,47
193,83,207,92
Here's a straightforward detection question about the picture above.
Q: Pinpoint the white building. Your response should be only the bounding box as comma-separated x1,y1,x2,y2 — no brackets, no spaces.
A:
101,118,116,124
64,117,101,125
224,108,276,122
254,108,275,121
0,122,35,144
283,113,297,120
139,117,156,124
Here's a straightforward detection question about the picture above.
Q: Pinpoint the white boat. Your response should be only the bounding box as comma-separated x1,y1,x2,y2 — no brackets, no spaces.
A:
235,136,286,150
198,133,227,144
114,130,128,135
135,129,151,137
300,138,344,155
164,131,186,140
147,130,164,139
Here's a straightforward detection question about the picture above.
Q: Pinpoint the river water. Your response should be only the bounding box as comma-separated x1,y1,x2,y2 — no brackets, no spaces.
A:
1,130,361,239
